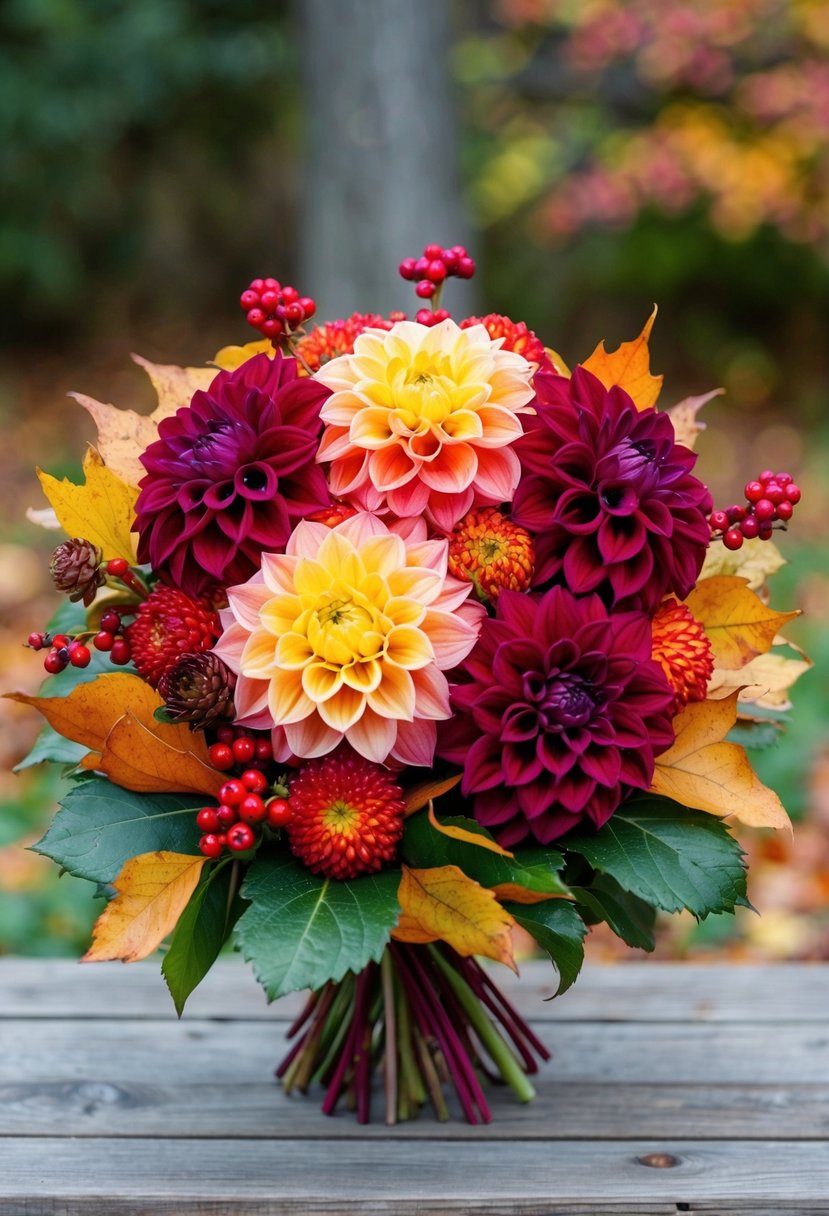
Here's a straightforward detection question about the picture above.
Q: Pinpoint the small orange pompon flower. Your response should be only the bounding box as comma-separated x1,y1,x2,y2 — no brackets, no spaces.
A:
651,598,714,708
294,312,406,373
460,313,549,368
448,507,535,603
286,748,406,880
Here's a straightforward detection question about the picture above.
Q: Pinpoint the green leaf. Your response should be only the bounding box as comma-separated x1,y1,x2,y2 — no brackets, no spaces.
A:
32,777,202,885
235,855,401,1000
505,900,586,995
162,865,240,1016
402,812,569,899
570,873,657,951
564,797,748,919
14,723,87,771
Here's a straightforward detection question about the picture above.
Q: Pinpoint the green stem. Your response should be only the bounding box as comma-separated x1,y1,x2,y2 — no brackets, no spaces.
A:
381,950,397,1125
429,947,536,1104
394,965,426,1109
311,975,356,1084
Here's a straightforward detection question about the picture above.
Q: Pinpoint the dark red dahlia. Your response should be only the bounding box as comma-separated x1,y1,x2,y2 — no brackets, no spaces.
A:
134,352,331,597
511,367,713,612
125,585,220,689
438,585,675,846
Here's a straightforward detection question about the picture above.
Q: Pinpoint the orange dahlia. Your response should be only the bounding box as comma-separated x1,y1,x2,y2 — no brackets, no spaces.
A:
295,312,406,374
448,507,534,602
651,598,714,708
286,748,406,879
459,313,548,368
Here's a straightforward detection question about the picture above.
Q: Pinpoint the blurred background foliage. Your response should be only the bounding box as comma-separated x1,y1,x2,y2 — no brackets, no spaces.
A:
1,0,827,959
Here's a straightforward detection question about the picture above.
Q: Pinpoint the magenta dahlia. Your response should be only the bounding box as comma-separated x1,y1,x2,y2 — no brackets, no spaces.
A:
134,353,331,597
511,367,712,612
438,585,675,846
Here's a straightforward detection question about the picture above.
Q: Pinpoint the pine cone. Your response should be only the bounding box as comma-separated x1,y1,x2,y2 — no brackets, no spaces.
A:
50,538,105,606
158,652,237,731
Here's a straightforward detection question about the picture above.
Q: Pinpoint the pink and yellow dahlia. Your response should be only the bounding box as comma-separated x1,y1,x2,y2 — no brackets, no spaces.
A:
314,319,537,532
212,512,484,766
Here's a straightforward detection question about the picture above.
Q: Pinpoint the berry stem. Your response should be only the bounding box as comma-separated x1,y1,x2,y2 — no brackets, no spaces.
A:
284,335,316,377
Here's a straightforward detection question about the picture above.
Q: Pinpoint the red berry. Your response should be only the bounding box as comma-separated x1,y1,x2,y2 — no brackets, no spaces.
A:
68,643,91,668
231,736,255,765
785,483,801,504
775,472,792,486
299,297,316,317
758,521,774,539
93,631,114,652
457,256,476,278
759,469,775,483
442,248,459,271
100,609,121,633
744,481,764,503
27,632,45,650
423,243,443,260
52,634,70,648
249,278,266,292
106,559,129,577
43,650,66,674
216,805,237,827
725,504,745,523
399,258,417,280
416,308,434,325
775,500,793,521
754,498,776,522
415,279,436,298
765,483,785,505
740,515,760,539
266,797,292,828
281,285,299,304
208,742,234,771
199,834,224,859
261,318,283,339
723,528,744,550
240,290,260,310
241,768,268,793
110,638,132,665
219,779,245,807
246,307,266,327
196,808,220,832
227,822,256,852
239,793,267,824
259,290,280,311
433,309,450,322
709,510,729,532
285,302,304,326
263,277,280,291
254,738,273,762
216,724,235,744
426,259,447,283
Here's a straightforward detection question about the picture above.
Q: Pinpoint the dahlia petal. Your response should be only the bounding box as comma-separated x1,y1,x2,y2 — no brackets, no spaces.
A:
283,714,342,760
472,405,524,448
259,554,299,595
300,661,343,702
411,665,452,720
240,631,279,679
425,488,475,532
345,707,397,764
212,620,250,673
292,558,335,599
386,565,444,604
369,444,418,491
421,609,480,667
286,520,333,559
355,533,407,579
390,718,436,768
384,625,434,670
349,406,396,449
383,596,428,627
440,409,484,444
342,658,383,695
259,594,303,636
268,668,316,726
317,684,366,732
385,478,432,518
418,443,478,494
472,446,521,502
367,662,416,721
319,390,367,427
463,735,506,793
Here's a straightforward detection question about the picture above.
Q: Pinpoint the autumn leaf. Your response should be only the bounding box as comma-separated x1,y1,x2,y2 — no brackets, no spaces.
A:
427,802,513,857
651,692,790,830
212,339,274,371
403,772,462,817
708,643,812,711
700,537,785,591
8,674,225,799
83,851,207,963
685,576,799,670
37,447,139,561
392,864,516,970
545,347,571,376
73,357,216,488
667,387,722,450
580,306,663,409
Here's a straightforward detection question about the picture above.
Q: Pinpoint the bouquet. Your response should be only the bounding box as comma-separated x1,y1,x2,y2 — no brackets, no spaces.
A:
11,244,806,1125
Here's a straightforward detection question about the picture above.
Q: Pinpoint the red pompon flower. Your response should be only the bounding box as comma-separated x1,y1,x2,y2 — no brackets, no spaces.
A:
448,507,534,602
651,598,714,708
438,585,676,846
305,501,359,528
295,312,406,374
125,586,220,689
134,352,331,597
460,313,550,369
286,749,406,880
512,367,713,612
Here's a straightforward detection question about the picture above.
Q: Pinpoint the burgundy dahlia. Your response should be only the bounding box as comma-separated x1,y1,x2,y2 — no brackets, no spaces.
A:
511,367,712,612
134,353,331,597
438,585,675,846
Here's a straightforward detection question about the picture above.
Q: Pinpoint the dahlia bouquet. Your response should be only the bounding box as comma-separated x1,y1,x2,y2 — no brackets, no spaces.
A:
12,245,807,1125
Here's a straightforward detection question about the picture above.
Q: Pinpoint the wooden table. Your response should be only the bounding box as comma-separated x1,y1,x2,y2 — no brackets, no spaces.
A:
0,959,827,1214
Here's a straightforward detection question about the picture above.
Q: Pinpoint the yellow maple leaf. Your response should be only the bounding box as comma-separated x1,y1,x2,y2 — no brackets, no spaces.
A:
83,851,207,963
708,643,812,711
37,447,139,561
699,537,786,591
8,674,225,799
651,692,790,830
666,388,722,450
392,864,516,970
685,576,799,671
212,339,274,371
72,357,217,489
580,306,663,409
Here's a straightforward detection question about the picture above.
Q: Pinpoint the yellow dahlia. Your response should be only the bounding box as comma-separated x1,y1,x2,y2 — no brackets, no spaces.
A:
314,319,537,532
448,507,534,602
651,598,714,707
212,513,484,766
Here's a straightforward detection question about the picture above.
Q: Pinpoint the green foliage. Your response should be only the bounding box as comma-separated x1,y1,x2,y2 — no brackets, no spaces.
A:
235,855,401,1000
504,900,586,994
564,798,749,919
162,863,241,1015
33,778,202,885
570,873,657,952
402,811,568,899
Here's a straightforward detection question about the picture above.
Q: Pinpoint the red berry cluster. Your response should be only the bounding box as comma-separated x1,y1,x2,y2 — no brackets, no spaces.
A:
240,278,316,342
28,632,91,675
92,606,133,665
709,469,802,551
207,725,274,773
398,243,475,306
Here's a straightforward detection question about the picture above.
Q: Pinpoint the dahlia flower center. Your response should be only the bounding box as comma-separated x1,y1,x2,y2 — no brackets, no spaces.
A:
322,799,360,832
541,674,597,730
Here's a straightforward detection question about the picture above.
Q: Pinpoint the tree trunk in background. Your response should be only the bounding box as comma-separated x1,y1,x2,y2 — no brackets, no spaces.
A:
298,0,476,321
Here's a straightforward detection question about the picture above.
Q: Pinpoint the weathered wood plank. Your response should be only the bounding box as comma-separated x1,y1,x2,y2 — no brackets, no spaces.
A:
0,1137,827,1214
1,1017,827,1085
1,959,825,1022
1,1079,826,1141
